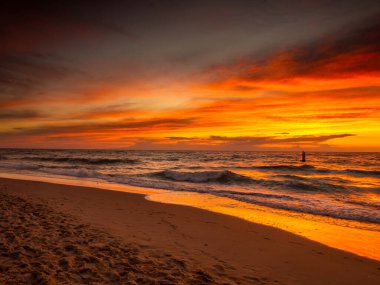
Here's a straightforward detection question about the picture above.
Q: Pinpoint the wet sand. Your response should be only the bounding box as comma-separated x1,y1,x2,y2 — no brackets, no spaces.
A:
0,177,379,284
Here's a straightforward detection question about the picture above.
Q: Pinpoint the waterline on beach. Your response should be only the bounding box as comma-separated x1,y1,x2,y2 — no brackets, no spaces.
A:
1,171,379,261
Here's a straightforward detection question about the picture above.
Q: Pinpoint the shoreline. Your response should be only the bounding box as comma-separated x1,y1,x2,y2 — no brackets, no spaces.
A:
1,171,379,261
0,177,379,284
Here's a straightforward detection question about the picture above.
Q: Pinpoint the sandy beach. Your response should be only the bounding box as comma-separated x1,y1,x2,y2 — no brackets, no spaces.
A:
0,177,379,284
1,0,379,283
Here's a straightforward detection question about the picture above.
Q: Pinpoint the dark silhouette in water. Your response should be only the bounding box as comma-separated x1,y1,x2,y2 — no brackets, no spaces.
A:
301,151,306,162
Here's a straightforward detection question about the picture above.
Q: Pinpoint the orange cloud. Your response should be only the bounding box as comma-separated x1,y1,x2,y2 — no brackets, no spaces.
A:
0,14,379,150
201,19,379,93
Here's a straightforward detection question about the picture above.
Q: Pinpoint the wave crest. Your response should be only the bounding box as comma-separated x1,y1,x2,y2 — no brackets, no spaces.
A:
253,164,316,171
156,170,254,184
23,156,138,165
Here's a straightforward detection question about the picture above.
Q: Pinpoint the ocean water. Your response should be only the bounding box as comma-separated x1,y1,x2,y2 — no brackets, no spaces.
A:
0,149,379,225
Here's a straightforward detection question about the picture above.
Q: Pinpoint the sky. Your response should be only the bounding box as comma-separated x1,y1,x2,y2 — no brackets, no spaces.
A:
0,0,379,151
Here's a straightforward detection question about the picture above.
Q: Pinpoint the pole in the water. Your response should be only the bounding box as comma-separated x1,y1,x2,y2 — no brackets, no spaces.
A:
301,151,306,162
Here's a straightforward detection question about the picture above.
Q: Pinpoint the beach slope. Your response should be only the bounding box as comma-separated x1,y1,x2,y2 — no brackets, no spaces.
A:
0,177,379,284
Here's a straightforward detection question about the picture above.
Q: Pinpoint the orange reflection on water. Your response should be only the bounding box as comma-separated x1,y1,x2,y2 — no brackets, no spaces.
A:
147,191,380,261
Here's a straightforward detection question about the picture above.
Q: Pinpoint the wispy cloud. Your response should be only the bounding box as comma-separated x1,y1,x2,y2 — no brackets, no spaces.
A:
4,117,197,136
0,109,45,120
167,134,355,145
0,2,378,150
202,16,380,92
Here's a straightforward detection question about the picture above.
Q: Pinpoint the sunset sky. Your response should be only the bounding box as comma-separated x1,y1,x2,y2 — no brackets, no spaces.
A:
1,0,379,151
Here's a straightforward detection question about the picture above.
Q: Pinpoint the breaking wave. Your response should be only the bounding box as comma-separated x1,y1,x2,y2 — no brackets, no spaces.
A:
1,149,379,225
149,169,350,193
252,164,316,171
248,165,380,178
155,170,255,184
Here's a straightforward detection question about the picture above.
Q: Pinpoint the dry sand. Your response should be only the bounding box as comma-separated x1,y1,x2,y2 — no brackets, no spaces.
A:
0,177,379,284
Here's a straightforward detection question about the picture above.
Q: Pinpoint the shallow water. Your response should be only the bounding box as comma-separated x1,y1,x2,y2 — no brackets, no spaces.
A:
0,149,379,226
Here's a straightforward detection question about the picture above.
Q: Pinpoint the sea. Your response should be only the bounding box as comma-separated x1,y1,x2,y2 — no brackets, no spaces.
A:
0,149,379,227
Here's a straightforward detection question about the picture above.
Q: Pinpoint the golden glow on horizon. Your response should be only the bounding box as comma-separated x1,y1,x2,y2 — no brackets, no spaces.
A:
1,30,379,150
